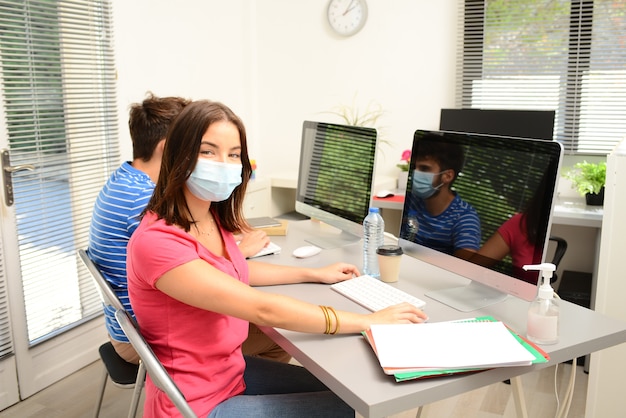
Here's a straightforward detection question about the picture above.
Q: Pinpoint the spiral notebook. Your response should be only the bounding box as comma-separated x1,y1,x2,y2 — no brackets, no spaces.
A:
362,316,549,382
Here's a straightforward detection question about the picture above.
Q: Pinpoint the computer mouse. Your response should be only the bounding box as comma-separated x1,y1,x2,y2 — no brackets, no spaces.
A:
292,245,322,258
376,189,395,198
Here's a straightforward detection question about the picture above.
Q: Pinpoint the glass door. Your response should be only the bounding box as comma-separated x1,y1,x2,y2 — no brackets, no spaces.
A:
0,0,119,405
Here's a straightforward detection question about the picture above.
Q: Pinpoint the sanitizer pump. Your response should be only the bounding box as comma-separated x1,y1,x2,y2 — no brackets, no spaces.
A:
523,263,559,345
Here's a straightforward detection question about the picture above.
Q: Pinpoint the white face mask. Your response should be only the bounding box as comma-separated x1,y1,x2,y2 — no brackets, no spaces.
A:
412,170,444,199
186,159,242,202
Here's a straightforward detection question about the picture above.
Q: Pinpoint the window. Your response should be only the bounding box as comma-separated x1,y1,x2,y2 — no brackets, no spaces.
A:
458,0,626,154
0,0,119,348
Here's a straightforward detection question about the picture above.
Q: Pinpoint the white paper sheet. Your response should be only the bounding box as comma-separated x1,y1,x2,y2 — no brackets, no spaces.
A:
369,321,535,369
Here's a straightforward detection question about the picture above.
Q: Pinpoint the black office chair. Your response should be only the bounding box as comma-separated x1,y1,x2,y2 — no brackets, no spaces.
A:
548,235,568,284
94,342,142,416
78,249,145,418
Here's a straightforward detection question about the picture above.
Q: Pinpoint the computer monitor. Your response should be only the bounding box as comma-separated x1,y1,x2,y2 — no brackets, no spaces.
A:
439,108,556,140
399,129,563,312
295,120,378,249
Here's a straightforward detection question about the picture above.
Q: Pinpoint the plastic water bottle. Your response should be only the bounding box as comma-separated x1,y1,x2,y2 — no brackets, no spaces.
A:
405,209,419,240
363,207,385,279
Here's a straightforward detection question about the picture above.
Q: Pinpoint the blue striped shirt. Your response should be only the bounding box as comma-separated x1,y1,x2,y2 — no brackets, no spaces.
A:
88,162,154,342
403,193,481,255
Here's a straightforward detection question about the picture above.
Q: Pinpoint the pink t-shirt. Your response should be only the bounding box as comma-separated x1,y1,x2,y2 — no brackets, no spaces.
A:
497,212,542,269
127,211,249,417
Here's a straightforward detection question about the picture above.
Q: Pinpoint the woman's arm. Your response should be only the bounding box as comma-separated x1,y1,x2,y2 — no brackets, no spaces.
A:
246,260,360,286
469,232,511,267
155,260,426,334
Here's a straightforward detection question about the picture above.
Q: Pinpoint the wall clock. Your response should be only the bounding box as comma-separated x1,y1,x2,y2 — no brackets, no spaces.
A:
327,0,368,37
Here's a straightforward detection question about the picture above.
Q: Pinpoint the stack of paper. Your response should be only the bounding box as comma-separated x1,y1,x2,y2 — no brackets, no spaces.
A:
363,316,548,382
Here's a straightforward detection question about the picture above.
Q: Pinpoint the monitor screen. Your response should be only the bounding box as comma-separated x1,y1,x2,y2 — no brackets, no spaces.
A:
440,108,555,140
295,121,378,249
399,129,563,311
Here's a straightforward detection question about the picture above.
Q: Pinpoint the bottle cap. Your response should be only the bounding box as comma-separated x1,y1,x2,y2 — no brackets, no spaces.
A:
522,263,555,281
376,245,403,256
523,263,556,300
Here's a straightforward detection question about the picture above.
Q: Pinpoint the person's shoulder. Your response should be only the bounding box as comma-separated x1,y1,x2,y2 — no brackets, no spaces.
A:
451,193,473,209
128,214,198,273
133,213,189,244
117,162,153,182
103,162,154,193
450,194,479,219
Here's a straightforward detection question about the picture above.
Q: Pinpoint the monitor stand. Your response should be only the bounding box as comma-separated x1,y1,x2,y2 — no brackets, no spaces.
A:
305,230,361,250
425,281,508,312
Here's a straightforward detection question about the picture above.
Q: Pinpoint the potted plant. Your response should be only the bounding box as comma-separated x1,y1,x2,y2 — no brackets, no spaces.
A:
563,160,606,206
322,97,391,151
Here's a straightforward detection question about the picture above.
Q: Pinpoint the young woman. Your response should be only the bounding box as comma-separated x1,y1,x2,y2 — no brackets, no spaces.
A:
127,100,427,417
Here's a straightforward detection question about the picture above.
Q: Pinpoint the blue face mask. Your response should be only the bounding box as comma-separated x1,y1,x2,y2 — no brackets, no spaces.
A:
412,170,444,199
186,159,242,202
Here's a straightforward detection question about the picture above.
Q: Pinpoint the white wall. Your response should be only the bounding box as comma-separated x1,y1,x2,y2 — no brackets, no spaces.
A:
586,139,626,417
111,0,600,276
112,0,253,153
112,0,459,179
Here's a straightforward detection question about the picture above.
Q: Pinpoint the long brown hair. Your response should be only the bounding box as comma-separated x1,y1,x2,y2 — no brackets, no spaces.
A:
144,100,252,232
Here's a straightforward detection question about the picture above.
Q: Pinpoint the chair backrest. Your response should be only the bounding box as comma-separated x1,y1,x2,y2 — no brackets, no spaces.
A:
78,248,126,311
115,308,197,418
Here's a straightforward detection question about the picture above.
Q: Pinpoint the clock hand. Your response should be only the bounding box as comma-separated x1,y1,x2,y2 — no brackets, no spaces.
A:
342,0,357,16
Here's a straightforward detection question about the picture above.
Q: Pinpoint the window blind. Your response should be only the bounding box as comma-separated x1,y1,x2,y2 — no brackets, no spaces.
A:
0,0,119,348
0,238,10,359
458,0,626,155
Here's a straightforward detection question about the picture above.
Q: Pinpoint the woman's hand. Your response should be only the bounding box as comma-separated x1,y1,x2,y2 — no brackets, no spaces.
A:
368,302,428,325
311,263,360,284
235,230,270,258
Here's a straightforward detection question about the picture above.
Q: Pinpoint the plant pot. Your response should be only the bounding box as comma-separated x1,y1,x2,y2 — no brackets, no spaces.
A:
585,187,605,206
397,171,408,191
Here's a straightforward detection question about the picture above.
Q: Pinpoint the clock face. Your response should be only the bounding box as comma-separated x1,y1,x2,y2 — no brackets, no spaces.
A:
327,0,368,37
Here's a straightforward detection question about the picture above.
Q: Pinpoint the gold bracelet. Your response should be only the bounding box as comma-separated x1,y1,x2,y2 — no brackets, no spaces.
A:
319,305,331,334
327,306,340,335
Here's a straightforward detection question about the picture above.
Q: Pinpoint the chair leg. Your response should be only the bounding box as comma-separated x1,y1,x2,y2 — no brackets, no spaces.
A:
128,362,147,418
94,365,109,418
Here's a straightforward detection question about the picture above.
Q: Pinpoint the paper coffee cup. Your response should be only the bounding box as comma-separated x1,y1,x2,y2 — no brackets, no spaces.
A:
376,245,403,283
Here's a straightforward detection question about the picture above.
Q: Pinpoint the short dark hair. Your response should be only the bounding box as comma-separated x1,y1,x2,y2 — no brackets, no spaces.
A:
128,92,191,161
415,133,466,182
146,100,252,233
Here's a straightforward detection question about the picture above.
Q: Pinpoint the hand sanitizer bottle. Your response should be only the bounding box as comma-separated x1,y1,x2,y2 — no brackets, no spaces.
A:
523,263,559,345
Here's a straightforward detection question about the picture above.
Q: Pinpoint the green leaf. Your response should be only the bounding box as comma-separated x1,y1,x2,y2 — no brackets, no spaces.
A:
563,161,606,196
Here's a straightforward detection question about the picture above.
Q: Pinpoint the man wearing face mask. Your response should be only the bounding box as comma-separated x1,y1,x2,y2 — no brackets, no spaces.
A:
402,134,480,259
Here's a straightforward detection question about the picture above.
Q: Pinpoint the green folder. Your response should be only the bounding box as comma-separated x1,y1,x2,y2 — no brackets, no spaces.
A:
363,315,549,383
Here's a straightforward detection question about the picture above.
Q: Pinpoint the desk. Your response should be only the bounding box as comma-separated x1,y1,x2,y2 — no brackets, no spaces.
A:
258,220,626,418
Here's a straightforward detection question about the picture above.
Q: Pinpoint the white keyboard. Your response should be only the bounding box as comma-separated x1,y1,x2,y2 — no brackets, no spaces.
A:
331,275,426,312
247,241,281,258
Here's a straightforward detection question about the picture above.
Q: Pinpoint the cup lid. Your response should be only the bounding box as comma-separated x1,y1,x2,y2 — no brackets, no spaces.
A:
376,245,403,256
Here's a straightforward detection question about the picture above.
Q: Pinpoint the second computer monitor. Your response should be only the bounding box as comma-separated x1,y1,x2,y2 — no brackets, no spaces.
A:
399,129,563,311
440,108,556,140
295,120,378,249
